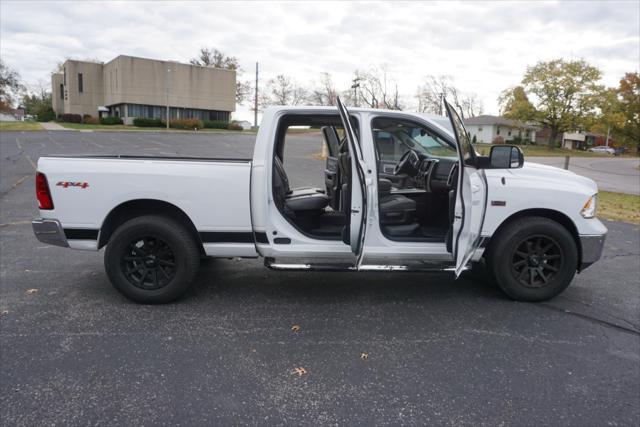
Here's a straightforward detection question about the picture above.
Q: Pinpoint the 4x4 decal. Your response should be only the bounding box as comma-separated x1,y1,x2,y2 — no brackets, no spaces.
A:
56,181,89,189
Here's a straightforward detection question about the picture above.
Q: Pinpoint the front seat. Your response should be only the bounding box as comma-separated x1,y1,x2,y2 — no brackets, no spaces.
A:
378,178,419,237
273,156,330,214
337,138,417,239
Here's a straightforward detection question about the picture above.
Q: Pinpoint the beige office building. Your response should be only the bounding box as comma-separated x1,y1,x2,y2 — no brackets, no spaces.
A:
52,55,236,124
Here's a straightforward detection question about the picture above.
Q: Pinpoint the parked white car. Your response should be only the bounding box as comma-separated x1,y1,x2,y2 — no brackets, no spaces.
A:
32,99,607,304
588,146,616,154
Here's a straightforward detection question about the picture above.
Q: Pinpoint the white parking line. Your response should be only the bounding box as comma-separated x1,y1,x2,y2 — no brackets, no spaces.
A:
48,135,63,148
25,155,37,170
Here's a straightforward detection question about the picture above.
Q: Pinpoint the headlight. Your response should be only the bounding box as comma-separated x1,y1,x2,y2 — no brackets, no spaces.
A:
581,194,597,218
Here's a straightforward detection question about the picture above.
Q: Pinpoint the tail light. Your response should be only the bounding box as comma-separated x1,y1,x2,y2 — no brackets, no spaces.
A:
36,172,54,210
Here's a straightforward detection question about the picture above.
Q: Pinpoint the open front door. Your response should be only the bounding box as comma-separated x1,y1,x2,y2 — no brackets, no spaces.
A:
336,97,367,267
444,101,488,277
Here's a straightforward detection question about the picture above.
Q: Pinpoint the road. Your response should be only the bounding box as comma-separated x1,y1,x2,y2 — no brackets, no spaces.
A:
530,156,640,195
1,130,639,425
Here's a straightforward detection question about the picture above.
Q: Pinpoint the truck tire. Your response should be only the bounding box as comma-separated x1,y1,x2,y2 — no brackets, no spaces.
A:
488,216,577,302
104,215,200,304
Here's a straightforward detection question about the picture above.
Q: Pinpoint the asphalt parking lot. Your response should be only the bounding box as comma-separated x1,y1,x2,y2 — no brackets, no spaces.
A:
1,130,639,425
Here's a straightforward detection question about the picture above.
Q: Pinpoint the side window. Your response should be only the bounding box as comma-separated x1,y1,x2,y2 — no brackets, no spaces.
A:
374,130,406,162
372,117,457,163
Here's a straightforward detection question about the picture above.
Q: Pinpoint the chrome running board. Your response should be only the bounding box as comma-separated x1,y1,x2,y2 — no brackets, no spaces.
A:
264,257,460,273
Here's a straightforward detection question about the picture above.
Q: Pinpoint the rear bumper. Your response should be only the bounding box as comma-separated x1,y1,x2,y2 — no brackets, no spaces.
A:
579,233,606,271
32,218,69,248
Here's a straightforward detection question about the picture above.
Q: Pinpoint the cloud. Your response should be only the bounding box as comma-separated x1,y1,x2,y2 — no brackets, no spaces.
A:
1,0,638,120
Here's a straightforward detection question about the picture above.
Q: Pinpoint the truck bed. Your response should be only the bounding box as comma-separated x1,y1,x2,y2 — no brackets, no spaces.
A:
37,155,256,256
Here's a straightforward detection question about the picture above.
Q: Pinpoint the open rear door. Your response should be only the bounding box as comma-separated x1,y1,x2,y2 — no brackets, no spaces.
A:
336,97,367,267
444,101,487,277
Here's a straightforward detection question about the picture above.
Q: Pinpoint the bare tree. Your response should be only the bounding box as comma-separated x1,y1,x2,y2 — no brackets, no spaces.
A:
263,74,308,106
460,93,483,118
415,75,482,118
308,72,338,106
190,47,240,70
353,65,403,110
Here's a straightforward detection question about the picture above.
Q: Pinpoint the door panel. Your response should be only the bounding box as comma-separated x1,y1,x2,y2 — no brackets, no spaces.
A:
322,126,342,210
324,156,340,210
336,97,367,264
444,101,488,276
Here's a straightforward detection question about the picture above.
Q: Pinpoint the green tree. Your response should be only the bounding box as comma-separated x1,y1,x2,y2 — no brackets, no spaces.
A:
616,72,640,152
498,86,537,122
22,89,55,122
520,59,602,146
0,60,24,112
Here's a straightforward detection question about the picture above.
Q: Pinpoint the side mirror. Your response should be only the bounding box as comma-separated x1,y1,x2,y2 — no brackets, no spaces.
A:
489,145,524,169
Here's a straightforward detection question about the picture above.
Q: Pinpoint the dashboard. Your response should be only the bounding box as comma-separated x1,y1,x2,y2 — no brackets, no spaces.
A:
396,151,457,194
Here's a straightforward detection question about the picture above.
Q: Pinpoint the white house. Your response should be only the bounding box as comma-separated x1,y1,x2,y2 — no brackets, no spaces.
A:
463,115,537,144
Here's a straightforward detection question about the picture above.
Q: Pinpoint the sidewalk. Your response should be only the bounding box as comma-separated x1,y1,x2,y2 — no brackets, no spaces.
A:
40,122,68,131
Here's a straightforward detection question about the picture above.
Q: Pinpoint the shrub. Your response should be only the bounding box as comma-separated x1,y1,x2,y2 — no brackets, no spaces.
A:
511,135,525,145
35,106,56,122
99,116,124,125
227,121,243,131
492,136,505,145
134,118,165,127
83,115,99,124
203,120,228,129
58,113,82,123
471,134,477,144
169,118,203,130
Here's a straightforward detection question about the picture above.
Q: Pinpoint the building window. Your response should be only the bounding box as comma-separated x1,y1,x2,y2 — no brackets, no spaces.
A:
478,127,482,132
78,73,83,93
508,130,511,136
60,84,64,99
497,126,500,135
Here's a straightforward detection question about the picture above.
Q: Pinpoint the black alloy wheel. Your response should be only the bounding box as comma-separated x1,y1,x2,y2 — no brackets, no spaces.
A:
487,216,577,302
511,234,563,288
121,236,177,290
105,215,200,304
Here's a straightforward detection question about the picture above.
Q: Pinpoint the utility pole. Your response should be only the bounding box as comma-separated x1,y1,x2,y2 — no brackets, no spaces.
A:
165,64,171,130
254,62,259,128
351,77,360,107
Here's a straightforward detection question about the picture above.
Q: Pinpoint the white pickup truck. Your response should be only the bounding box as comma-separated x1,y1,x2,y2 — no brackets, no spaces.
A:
33,99,607,303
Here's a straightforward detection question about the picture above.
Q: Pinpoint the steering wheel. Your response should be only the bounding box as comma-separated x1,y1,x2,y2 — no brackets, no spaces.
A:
394,150,414,175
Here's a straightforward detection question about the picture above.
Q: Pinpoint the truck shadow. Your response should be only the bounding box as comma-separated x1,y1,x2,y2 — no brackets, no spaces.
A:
189,258,506,304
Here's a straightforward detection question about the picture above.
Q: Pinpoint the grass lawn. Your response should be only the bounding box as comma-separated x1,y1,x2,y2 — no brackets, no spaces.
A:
598,191,640,224
58,122,252,133
0,121,43,131
473,143,611,158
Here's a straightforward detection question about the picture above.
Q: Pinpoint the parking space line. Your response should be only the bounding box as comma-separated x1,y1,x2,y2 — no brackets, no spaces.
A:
137,136,172,148
48,134,63,148
25,155,37,170
15,137,22,151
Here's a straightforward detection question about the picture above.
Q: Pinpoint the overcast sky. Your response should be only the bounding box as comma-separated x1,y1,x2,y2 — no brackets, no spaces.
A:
1,0,638,121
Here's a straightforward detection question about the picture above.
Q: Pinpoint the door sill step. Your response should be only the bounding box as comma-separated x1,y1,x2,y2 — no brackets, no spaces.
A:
264,257,456,272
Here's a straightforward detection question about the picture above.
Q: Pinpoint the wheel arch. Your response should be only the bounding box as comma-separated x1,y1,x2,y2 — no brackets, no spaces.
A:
98,199,204,254
486,208,582,269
